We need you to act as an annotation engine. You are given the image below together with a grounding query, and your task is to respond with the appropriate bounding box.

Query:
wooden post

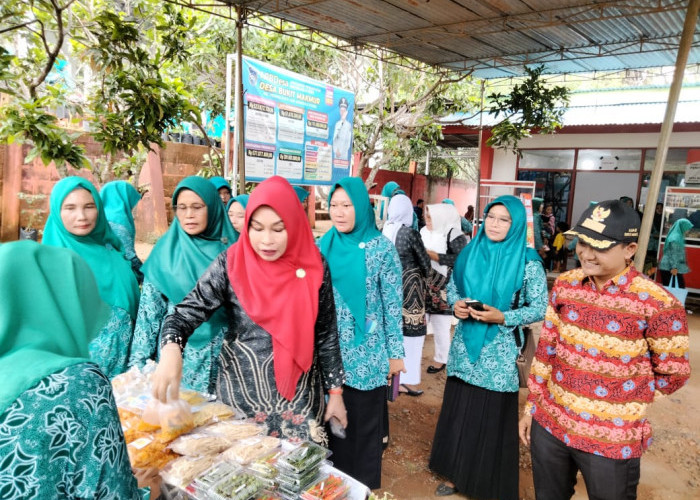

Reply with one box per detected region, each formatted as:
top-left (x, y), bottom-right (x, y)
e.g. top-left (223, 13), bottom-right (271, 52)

top-left (0, 144), bottom-right (23, 241)
top-left (635, 0), bottom-right (700, 269)
top-left (146, 144), bottom-right (169, 236)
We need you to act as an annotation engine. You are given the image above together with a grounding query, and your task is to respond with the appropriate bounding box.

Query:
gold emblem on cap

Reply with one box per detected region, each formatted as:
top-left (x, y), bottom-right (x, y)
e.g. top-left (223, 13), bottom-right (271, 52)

top-left (581, 205), bottom-right (611, 233)
top-left (296, 268), bottom-right (306, 278)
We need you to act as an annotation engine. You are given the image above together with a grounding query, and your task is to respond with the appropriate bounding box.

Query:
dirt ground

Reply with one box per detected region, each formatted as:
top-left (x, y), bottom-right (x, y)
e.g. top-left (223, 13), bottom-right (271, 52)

top-left (378, 314), bottom-right (700, 500)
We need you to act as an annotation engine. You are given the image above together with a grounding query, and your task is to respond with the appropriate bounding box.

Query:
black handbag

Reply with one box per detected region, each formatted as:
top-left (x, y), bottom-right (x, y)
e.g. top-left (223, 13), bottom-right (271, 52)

top-left (515, 326), bottom-right (536, 388)
top-left (512, 288), bottom-right (536, 388)
top-left (425, 268), bottom-right (451, 313)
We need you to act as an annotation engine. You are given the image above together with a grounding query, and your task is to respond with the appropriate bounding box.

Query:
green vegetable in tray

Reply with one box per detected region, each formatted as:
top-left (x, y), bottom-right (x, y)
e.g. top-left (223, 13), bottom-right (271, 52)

top-left (278, 443), bottom-right (327, 474)
top-left (214, 472), bottom-right (264, 500)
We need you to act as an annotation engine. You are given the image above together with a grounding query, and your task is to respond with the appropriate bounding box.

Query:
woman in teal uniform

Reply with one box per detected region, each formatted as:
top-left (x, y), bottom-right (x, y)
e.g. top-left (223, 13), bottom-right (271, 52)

top-left (130, 176), bottom-right (236, 393)
top-left (320, 176), bottom-right (405, 489)
top-left (0, 241), bottom-right (156, 499)
top-left (43, 176), bottom-right (140, 378)
top-left (101, 180), bottom-right (143, 282)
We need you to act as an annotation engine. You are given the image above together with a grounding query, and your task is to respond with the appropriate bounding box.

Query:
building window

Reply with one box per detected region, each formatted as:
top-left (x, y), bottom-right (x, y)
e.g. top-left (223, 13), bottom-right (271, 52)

top-left (576, 149), bottom-right (642, 171)
top-left (519, 150), bottom-right (574, 170)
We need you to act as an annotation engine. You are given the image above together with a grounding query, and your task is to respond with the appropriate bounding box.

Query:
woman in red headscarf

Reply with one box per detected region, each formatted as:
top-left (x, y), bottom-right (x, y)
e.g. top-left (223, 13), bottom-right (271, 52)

top-left (152, 176), bottom-right (347, 444)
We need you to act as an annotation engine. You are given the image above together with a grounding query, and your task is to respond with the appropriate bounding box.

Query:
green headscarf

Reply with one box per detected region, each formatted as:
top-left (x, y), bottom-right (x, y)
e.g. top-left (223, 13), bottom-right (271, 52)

top-left (453, 195), bottom-right (542, 362)
top-left (225, 194), bottom-right (249, 240)
top-left (532, 197), bottom-right (543, 212)
top-left (0, 241), bottom-right (111, 413)
top-left (209, 176), bottom-right (231, 193)
top-left (666, 218), bottom-right (693, 247)
top-left (142, 176), bottom-right (236, 349)
top-left (293, 186), bottom-right (309, 203)
top-left (42, 176), bottom-right (140, 318)
top-left (320, 177), bottom-right (382, 344)
top-left (100, 180), bottom-right (141, 236)
top-left (379, 181), bottom-right (404, 220)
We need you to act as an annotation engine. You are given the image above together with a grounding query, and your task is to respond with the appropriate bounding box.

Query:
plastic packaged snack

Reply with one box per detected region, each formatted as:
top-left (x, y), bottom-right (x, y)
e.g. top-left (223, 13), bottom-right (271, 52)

top-left (210, 470), bottom-right (265, 500)
top-left (276, 442), bottom-right (330, 475)
top-left (192, 401), bottom-right (236, 427)
top-left (221, 436), bottom-right (281, 465)
top-left (300, 474), bottom-right (349, 500)
top-left (127, 435), bottom-right (179, 469)
top-left (158, 398), bottom-right (194, 443)
top-left (169, 433), bottom-right (234, 456)
top-left (193, 462), bottom-right (238, 495)
top-left (180, 389), bottom-right (209, 406)
top-left (160, 455), bottom-right (217, 489)
top-left (249, 450), bottom-right (285, 481)
top-left (202, 420), bottom-right (266, 440)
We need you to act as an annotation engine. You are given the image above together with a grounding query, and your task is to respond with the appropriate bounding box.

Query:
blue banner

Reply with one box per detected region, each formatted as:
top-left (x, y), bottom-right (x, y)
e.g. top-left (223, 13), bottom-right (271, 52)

top-left (240, 57), bottom-right (355, 186)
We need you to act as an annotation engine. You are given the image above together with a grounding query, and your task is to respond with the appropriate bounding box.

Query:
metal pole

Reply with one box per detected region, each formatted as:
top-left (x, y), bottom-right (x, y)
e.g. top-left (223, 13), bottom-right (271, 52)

top-left (634, 0), bottom-right (699, 269)
top-left (425, 150), bottom-right (430, 176)
top-left (474, 80), bottom-right (485, 231)
top-left (235, 6), bottom-right (246, 195)
top-left (223, 53), bottom-right (233, 184)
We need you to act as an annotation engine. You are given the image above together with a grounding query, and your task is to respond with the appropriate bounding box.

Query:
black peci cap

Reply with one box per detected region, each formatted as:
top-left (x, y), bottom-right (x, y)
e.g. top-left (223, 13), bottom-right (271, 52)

top-left (566, 199), bottom-right (640, 250)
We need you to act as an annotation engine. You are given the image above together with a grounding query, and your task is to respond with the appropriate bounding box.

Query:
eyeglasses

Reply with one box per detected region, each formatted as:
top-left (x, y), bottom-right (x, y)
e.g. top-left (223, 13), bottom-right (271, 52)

top-left (175, 204), bottom-right (206, 213)
top-left (485, 213), bottom-right (512, 226)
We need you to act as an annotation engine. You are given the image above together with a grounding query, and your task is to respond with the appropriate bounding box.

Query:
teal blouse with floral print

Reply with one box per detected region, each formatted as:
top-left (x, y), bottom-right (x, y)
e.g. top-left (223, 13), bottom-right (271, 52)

top-left (88, 306), bottom-right (133, 379)
top-left (0, 362), bottom-right (139, 499)
top-left (130, 279), bottom-right (225, 394)
top-left (326, 235), bottom-right (405, 391)
top-left (446, 259), bottom-right (548, 393)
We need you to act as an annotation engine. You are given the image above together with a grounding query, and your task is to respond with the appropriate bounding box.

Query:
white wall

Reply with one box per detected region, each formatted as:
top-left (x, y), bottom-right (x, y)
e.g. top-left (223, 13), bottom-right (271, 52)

top-left (490, 131), bottom-right (700, 179)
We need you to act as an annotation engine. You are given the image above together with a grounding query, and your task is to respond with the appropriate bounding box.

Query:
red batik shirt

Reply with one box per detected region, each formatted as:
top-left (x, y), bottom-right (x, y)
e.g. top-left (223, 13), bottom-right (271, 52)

top-left (526, 266), bottom-right (690, 459)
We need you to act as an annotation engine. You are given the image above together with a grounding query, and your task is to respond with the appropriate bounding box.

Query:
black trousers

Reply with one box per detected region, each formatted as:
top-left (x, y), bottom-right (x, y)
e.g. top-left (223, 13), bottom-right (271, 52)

top-left (327, 385), bottom-right (386, 490)
top-left (660, 270), bottom-right (685, 288)
top-left (530, 420), bottom-right (640, 500)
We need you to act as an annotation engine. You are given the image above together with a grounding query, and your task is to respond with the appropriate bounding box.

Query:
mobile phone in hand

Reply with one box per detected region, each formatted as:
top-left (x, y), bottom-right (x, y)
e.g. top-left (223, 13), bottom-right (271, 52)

top-left (387, 373), bottom-right (400, 402)
top-left (464, 300), bottom-right (485, 311)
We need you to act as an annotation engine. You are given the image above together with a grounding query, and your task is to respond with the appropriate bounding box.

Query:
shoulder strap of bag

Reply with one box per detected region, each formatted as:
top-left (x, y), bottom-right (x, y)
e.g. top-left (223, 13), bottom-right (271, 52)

top-left (512, 288), bottom-right (524, 348)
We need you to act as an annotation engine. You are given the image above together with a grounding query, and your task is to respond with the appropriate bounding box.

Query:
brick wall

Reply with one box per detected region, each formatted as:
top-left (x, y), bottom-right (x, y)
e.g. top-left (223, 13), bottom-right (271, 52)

top-left (1, 136), bottom-right (209, 242)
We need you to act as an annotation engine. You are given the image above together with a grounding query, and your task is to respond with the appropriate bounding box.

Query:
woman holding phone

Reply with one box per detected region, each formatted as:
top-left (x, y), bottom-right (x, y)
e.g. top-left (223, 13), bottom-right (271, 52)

top-left (429, 195), bottom-right (548, 500)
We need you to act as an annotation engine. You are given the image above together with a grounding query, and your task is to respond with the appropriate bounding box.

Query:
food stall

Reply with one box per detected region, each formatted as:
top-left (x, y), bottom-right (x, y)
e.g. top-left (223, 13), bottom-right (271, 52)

top-left (113, 362), bottom-right (370, 500)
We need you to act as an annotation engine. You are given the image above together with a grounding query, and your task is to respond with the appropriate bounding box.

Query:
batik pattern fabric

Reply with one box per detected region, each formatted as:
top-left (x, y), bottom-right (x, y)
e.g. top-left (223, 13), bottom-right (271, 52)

top-left (330, 235), bottom-right (404, 390)
top-left (161, 254), bottom-right (344, 444)
top-left (394, 226), bottom-right (431, 337)
top-left (526, 266), bottom-right (691, 459)
top-left (0, 363), bottom-right (139, 500)
top-left (88, 306), bottom-right (133, 379)
top-left (446, 259), bottom-right (548, 393)
top-left (130, 279), bottom-right (225, 394)
top-left (108, 222), bottom-right (143, 283)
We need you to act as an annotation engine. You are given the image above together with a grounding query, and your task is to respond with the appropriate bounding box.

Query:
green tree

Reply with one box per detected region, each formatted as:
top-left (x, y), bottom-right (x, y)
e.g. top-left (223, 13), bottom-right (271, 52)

top-left (487, 65), bottom-right (570, 154)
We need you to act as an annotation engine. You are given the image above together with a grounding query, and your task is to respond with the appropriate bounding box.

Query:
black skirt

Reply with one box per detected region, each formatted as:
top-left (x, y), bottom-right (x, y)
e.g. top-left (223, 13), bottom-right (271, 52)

top-left (429, 377), bottom-right (519, 500)
top-left (327, 385), bottom-right (387, 490)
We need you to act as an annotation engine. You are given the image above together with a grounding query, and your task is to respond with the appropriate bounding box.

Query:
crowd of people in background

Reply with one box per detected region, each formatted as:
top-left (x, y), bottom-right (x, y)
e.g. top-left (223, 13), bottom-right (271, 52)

top-left (0, 174), bottom-right (691, 500)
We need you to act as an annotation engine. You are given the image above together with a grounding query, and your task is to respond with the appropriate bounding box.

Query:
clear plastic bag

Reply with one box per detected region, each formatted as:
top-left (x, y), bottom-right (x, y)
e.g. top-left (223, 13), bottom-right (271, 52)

top-left (158, 397), bottom-right (194, 443)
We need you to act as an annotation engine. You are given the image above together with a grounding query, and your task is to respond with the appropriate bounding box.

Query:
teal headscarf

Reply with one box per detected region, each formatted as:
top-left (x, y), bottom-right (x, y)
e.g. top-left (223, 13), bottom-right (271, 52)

top-left (225, 194), bottom-right (249, 240)
top-left (442, 198), bottom-right (455, 205)
top-left (319, 177), bottom-right (382, 344)
top-left (293, 186), bottom-right (309, 203)
top-left (453, 195), bottom-right (542, 362)
top-left (379, 181), bottom-right (404, 219)
top-left (210, 176), bottom-right (231, 193)
top-left (142, 176), bottom-right (236, 349)
top-left (0, 241), bottom-right (111, 412)
top-left (100, 180), bottom-right (141, 236)
top-left (666, 218), bottom-right (693, 247)
top-left (42, 176), bottom-right (140, 318)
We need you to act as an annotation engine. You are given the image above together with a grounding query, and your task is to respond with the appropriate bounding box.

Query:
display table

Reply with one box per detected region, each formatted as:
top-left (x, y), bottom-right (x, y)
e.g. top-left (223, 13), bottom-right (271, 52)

top-left (112, 364), bottom-right (370, 500)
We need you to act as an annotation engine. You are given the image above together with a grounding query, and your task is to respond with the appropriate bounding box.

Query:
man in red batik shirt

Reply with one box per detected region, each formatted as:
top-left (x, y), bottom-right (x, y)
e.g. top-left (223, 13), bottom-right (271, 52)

top-left (519, 199), bottom-right (690, 500)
